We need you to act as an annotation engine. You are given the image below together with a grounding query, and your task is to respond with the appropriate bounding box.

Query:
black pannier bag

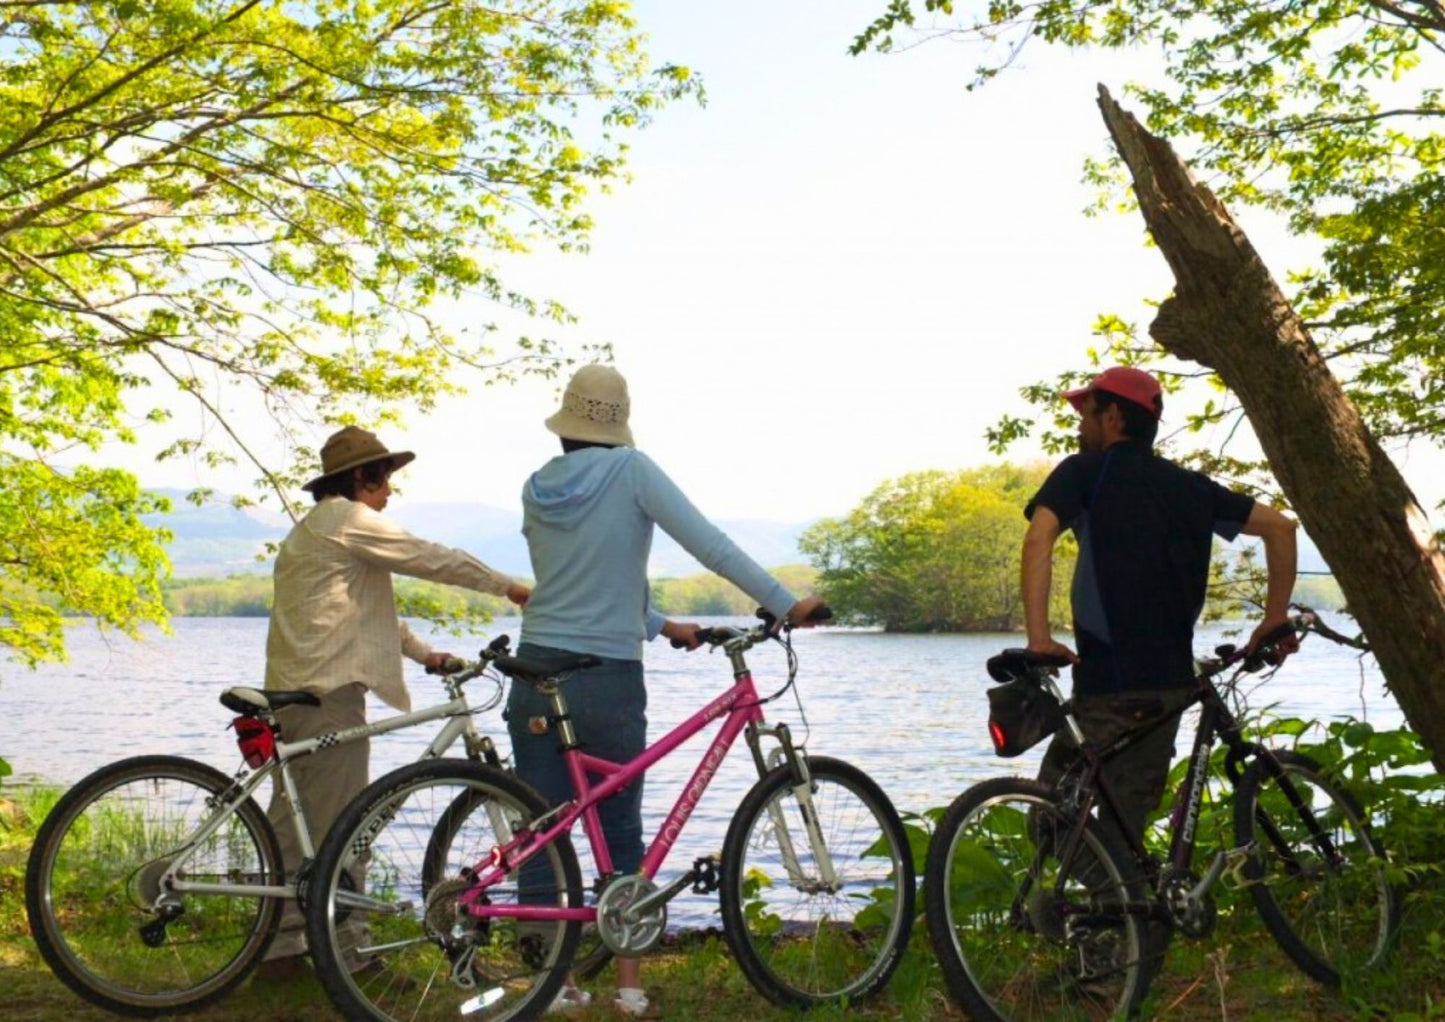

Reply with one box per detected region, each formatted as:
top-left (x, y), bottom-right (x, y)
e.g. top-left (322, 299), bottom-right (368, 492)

top-left (985, 650), bottom-right (1067, 757)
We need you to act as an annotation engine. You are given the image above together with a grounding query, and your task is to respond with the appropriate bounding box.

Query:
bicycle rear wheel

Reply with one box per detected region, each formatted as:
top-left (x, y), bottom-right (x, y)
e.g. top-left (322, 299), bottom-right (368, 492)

top-left (719, 755), bottom-right (915, 1008)
top-left (25, 755), bottom-right (282, 1016)
top-left (924, 776), bottom-right (1145, 1022)
top-left (308, 760), bottom-right (582, 1022)
top-left (1235, 749), bottom-right (1398, 985)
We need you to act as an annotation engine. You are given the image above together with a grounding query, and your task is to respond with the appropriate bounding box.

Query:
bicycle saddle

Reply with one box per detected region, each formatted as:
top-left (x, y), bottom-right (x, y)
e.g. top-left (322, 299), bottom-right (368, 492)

top-left (494, 652), bottom-right (602, 685)
top-left (986, 648), bottom-right (1073, 682)
top-left (220, 687), bottom-right (322, 714)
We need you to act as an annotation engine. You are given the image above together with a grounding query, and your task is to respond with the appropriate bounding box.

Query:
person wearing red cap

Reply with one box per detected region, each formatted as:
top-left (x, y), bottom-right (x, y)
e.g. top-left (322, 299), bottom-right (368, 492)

top-left (1019, 366), bottom-right (1298, 998)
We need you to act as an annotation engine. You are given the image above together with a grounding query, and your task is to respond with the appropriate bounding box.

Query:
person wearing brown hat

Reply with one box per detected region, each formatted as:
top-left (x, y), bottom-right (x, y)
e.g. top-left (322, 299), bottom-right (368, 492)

top-left (510, 365), bottom-right (826, 1017)
top-left (1019, 366), bottom-right (1298, 1005)
top-left (257, 426), bottom-right (529, 978)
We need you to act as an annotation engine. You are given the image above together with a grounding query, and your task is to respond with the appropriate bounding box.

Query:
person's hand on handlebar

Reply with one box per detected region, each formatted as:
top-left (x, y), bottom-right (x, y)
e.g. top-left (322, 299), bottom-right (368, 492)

top-left (1245, 614), bottom-right (1300, 664)
top-left (786, 595), bottom-right (829, 628)
top-left (423, 650), bottom-right (459, 673)
top-left (661, 619), bottom-right (704, 651)
top-left (506, 582), bottom-right (531, 607)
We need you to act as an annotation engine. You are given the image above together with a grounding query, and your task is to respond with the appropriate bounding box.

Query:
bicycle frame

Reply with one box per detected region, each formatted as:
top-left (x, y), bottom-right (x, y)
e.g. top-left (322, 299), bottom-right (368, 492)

top-left (458, 662), bottom-right (816, 924)
top-left (1047, 669), bottom-right (1340, 913)
top-left (155, 687), bottom-right (498, 903)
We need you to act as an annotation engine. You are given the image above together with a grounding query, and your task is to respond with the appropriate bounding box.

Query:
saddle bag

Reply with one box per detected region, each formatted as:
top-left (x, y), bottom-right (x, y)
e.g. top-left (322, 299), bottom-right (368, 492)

top-left (985, 678), bottom-right (1065, 758)
top-left (232, 716), bottom-right (278, 768)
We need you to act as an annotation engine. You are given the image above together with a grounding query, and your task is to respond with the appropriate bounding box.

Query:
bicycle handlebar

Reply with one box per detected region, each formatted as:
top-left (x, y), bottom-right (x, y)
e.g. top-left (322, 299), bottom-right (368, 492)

top-left (1206, 610), bottom-right (1316, 675)
top-left (669, 605), bottom-right (833, 650)
top-left (424, 633), bottom-right (513, 680)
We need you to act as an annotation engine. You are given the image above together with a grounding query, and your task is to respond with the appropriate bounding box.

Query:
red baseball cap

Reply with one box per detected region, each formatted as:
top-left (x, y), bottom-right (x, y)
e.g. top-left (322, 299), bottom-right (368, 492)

top-left (1064, 366), bottom-right (1164, 419)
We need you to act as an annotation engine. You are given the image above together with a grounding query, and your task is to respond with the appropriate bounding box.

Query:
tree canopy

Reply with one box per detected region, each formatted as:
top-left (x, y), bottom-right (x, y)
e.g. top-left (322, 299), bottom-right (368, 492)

top-left (800, 464), bottom-right (1072, 632)
top-left (854, 0), bottom-right (1445, 495)
top-left (0, 0), bottom-right (695, 675)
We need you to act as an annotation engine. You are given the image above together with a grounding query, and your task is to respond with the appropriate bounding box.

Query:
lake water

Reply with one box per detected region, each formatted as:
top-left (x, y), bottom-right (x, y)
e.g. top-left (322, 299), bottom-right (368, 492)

top-left (1, 615), bottom-right (1398, 928)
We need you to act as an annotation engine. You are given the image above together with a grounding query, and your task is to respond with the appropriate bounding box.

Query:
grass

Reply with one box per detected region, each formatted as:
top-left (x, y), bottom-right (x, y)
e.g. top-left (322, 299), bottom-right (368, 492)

top-left (3, 788), bottom-right (1442, 1021)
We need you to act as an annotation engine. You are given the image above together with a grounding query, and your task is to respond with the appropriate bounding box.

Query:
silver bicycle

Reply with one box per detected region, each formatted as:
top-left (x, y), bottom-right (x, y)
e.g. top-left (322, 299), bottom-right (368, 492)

top-left (24, 635), bottom-right (513, 1017)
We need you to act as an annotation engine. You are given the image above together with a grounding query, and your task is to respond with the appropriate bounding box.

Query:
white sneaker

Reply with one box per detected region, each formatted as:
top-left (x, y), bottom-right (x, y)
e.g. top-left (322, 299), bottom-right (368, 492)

top-left (614, 988), bottom-right (662, 1019)
top-left (547, 985), bottom-right (592, 1013)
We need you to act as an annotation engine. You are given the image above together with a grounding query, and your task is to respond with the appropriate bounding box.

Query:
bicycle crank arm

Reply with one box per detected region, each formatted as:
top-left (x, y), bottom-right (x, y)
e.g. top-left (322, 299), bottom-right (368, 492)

top-left (1190, 849), bottom-right (1232, 901)
top-left (625, 870), bottom-right (696, 920)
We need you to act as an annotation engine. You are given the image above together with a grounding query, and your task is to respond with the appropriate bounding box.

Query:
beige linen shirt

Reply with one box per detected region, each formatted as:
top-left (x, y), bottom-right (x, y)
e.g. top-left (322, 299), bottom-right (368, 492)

top-left (265, 496), bottom-right (512, 711)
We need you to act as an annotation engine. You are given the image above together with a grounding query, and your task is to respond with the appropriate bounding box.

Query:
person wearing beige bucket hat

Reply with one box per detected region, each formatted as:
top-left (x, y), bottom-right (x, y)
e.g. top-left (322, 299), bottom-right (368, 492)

top-left (510, 365), bottom-right (828, 1017)
top-left (257, 426), bottom-right (529, 979)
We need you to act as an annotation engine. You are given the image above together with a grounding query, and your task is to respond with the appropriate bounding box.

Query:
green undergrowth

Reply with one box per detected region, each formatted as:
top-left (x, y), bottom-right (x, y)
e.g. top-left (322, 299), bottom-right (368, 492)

top-left (3, 713), bottom-right (1444, 1022)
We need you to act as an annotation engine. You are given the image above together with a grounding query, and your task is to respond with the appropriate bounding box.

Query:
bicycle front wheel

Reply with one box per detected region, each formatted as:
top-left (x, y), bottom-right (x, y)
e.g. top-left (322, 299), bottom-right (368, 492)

top-left (719, 755), bottom-right (915, 1008)
top-left (24, 755), bottom-right (282, 1016)
top-left (308, 760), bottom-right (582, 1022)
top-left (924, 777), bottom-right (1145, 1022)
top-left (1235, 749), bottom-right (1398, 985)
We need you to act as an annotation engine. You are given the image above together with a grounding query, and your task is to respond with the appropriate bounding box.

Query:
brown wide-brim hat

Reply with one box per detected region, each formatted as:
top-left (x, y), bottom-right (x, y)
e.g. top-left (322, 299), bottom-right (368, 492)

top-left (301, 425), bottom-right (415, 492)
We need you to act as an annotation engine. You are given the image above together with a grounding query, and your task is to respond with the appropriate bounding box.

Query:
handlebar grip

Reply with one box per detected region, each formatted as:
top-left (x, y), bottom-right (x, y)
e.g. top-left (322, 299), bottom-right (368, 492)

top-left (426, 656), bottom-right (467, 676)
top-left (756, 604), bottom-right (833, 629)
top-left (1260, 618), bottom-right (1300, 647)
top-left (1241, 619), bottom-right (1301, 671)
top-left (672, 627), bottom-right (723, 648)
top-left (486, 634), bottom-right (512, 655)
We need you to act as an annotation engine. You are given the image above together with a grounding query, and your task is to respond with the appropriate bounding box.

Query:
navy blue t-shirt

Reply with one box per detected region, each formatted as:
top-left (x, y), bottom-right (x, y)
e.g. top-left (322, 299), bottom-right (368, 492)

top-left (1025, 441), bottom-right (1255, 695)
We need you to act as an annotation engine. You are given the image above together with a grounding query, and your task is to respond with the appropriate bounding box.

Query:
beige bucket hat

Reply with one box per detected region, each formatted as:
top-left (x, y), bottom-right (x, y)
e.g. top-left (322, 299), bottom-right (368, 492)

top-left (544, 364), bottom-right (634, 447)
top-left (302, 426), bottom-right (415, 492)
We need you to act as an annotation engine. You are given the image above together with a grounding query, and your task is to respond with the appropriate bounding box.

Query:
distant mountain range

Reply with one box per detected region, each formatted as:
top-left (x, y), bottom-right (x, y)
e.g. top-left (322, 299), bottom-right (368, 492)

top-left (144, 490), bottom-right (813, 578)
top-left (144, 489), bottom-right (1332, 580)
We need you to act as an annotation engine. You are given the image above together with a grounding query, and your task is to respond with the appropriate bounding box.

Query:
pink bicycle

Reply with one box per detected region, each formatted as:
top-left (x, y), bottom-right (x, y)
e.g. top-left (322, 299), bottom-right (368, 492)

top-left (304, 613), bottom-right (916, 1021)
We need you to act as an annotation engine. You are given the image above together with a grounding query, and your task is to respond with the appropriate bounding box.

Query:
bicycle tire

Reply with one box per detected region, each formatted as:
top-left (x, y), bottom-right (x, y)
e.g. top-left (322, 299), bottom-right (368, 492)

top-left (308, 759), bottom-right (583, 1021)
top-left (719, 755), bottom-right (915, 1008)
top-left (25, 754), bottom-right (283, 1017)
top-left (924, 776), bottom-right (1146, 1022)
top-left (1234, 749), bottom-right (1398, 985)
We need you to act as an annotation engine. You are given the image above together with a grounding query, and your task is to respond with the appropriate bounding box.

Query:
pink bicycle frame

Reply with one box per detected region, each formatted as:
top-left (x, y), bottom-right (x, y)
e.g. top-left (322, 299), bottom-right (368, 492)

top-left (459, 669), bottom-right (768, 923)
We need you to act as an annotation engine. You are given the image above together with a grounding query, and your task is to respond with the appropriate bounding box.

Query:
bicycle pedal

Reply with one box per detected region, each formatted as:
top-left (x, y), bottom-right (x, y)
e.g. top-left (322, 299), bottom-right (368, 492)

top-left (691, 855), bottom-right (720, 895)
top-left (1221, 844), bottom-right (1263, 889)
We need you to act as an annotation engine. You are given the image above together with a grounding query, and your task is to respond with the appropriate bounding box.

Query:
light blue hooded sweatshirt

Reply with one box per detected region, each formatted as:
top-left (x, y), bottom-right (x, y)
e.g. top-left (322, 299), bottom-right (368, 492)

top-left (520, 447), bottom-right (796, 661)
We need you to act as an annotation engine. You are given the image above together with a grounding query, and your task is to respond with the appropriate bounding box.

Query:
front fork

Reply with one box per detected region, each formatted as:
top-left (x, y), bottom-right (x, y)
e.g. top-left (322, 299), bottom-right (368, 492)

top-left (743, 720), bottom-right (840, 892)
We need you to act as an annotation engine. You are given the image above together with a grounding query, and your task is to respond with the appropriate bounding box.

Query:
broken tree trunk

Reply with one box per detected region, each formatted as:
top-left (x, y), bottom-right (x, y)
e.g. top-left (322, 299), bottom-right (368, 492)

top-left (1097, 84), bottom-right (1445, 771)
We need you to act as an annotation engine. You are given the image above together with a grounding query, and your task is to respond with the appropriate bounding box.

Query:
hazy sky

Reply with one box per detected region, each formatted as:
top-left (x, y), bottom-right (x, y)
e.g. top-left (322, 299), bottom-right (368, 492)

top-left (101, 0), bottom-right (1445, 525)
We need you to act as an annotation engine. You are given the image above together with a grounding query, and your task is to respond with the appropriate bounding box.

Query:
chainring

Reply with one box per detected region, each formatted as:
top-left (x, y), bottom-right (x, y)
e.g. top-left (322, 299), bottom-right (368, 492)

top-left (1160, 868), bottom-right (1217, 939)
top-left (595, 874), bottom-right (665, 955)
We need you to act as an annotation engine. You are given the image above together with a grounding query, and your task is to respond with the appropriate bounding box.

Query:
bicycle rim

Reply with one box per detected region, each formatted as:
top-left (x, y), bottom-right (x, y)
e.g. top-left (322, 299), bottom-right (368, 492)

top-left (925, 778), bottom-right (1143, 1022)
top-left (720, 756), bottom-right (914, 1007)
top-left (25, 756), bottom-right (281, 1016)
top-left (308, 761), bottom-right (581, 1022)
top-left (1237, 751), bottom-right (1397, 984)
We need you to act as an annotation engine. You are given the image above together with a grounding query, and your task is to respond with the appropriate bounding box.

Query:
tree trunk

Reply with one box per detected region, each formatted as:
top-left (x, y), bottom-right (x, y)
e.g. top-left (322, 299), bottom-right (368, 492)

top-left (1096, 85), bottom-right (1445, 772)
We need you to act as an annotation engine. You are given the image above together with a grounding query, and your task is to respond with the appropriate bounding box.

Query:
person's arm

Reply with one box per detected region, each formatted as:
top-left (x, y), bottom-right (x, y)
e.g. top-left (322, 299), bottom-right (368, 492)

top-left (399, 620), bottom-right (458, 671)
top-left (1022, 506), bottom-right (1078, 663)
top-left (1238, 501), bottom-right (1300, 657)
top-left (632, 454), bottom-right (806, 623)
top-left (338, 505), bottom-right (515, 597)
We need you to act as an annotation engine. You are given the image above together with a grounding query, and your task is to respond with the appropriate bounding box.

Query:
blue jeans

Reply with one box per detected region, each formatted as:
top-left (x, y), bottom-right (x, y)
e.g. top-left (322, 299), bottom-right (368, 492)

top-left (507, 644), bottom-right (647, 899)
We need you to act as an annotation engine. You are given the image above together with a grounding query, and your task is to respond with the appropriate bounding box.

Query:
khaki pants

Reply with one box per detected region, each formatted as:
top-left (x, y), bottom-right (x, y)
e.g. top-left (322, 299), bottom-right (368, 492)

top-left (264, 682), bottom-right (369, 959)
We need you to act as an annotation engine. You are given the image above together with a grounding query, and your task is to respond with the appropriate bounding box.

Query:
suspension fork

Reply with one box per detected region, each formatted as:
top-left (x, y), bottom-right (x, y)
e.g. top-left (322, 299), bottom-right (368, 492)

top-left (743, 720), bottom-right (839, 890)
top-left (1248, 749), bottom-right (1344, 873)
